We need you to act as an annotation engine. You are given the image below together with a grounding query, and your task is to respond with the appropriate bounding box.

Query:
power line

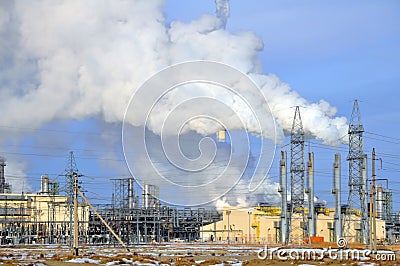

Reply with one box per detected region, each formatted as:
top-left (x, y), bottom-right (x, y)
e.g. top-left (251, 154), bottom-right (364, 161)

top-left (365, 131), bottom-right (400, 142)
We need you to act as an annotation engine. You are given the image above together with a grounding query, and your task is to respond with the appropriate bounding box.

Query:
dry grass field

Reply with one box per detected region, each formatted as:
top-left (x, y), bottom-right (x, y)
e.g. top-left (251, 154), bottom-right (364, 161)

top-left (0, 243), bottom-right (398, 265)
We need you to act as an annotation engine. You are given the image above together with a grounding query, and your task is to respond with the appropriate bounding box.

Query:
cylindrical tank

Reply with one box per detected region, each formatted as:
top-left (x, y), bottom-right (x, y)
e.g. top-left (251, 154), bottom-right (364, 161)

top-left (41, 175), bottom-right (49, 194)
top-left (216, 130), bottom-right (226, 142)
top-left (142, 184), bottom-right (159, 208)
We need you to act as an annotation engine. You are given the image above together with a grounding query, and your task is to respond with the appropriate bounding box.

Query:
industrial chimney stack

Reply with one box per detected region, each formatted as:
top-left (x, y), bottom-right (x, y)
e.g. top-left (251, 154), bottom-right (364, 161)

top-left (0, 157), bottom-right (6, 193)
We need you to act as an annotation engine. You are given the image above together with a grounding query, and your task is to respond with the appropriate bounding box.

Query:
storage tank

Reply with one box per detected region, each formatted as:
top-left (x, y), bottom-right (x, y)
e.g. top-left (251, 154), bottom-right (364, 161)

top-left (216, 130), bottom-right (226, 142)
top-left (142, 184), bottom-right (159, 208)
top-left (41, 175), bottom-right (49, 194)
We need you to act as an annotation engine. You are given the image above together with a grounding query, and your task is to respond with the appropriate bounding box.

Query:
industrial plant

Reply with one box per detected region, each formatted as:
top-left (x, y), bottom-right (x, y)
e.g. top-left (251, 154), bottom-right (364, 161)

top-left (0, 100), bottom-right (399, 248)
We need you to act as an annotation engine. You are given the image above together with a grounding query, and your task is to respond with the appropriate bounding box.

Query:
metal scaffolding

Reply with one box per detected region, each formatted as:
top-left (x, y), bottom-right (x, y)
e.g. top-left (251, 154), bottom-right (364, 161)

top-left (88, 205), bottom-right (221, 245)
top-left (343, 100), bottom-right (369, 244)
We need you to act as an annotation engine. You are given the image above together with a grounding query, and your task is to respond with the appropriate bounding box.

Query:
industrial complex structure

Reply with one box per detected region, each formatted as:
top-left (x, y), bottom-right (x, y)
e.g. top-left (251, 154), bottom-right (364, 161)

top-left (0, 101), bottom-right (399, 247)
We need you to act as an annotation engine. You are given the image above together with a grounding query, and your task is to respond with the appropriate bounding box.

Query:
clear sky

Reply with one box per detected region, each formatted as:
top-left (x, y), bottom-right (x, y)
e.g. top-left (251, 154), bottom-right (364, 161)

top-left (0, 1), bottom-right (399, 211)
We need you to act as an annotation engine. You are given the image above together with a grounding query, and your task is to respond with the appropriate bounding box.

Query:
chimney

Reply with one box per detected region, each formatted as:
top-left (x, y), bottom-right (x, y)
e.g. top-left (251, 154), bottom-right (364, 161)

top-left (0, 157), bottom-right (6, 193)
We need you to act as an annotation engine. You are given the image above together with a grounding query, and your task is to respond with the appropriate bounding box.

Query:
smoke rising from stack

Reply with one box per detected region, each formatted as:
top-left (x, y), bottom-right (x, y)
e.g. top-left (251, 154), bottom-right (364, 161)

top-left (0, 0), bottom-right (348, 203)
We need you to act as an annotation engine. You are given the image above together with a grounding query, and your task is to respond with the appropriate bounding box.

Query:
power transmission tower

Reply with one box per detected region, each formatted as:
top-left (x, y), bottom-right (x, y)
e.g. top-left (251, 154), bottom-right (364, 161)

top-left (61, 151), bottom-right (80, 247)
top-left (288, 106), bottom-right (308, 244)
top-left (343, 100), bottom-right (369, 244)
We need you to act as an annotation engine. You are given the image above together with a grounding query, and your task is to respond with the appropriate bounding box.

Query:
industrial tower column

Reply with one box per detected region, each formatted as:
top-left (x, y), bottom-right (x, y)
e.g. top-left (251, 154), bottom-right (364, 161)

top-left (333, 153), bottom-right (342, 241)
top-left (362, 154), bottom-right (369, 245)
top-left (279, 151), bottom-right (288, 244)
top-left (307, 152), bottom-right (315, 237)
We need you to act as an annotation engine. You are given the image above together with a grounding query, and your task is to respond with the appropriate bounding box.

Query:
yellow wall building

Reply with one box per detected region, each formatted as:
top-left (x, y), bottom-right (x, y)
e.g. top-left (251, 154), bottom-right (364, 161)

top-left (0, 193), bottom-right (89, 244)
top-left (201, 206), bottom-right (385, 244)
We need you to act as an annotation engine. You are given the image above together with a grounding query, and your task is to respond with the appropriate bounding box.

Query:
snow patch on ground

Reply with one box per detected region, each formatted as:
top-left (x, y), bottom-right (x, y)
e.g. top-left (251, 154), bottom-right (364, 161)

top-left (67, 257), bottom-right (100, 264)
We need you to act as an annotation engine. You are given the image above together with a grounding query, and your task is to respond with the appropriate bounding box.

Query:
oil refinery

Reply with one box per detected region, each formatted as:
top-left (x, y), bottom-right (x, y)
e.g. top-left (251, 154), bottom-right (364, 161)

top-left (0, 101), bottom-right (399, 248)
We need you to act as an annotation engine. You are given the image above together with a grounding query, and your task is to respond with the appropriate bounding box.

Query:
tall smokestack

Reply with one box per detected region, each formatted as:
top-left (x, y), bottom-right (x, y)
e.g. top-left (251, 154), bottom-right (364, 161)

top-left (143, 184), bottom-right (149, 208)
top-left (41, 175), bottom-right (49, 194)
top-left (279, 151), bottom-right (288, 244)
top-left (128, 178), bottom-right (135, 209)
top-left (215, 0), bottom-right (229, 29)
top-left (307, 152), bottom-right (315, 237)
top-left (333, 153), bottom-right (342, 241)
top-left (0, 157), bottom-right (6, 193)
top-left (361, 154), bottom-right (369, 244)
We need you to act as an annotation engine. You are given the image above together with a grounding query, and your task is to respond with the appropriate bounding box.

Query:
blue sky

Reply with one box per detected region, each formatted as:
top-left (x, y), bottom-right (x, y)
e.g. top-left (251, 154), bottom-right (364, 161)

top-left (1, 0), bottom-right (399, 211)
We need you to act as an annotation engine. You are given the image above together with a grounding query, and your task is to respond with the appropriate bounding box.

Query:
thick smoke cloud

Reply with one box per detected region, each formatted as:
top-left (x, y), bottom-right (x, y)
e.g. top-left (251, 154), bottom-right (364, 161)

top-left (0, 0), bottom-right (347, 199)
top-left (0, 0), bottom-right (347, 144)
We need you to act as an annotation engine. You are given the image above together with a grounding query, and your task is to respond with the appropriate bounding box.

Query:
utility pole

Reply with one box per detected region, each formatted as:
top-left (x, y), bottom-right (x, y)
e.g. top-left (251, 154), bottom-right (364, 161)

top-left (307, 152), bottom-right (315, 237)
top-left (248, 210), bottom-right (252, 244)
top-left (226, 210), bottom-right (231, 244)
top-left (370, 148), bottom-right (377, 252)
top-left (77, 189), bottom-right (130, 253)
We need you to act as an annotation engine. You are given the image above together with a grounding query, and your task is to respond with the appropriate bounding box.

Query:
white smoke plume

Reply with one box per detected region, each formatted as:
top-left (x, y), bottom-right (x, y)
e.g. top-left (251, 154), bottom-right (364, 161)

top-left (1, 158), bottom-right (32, 193)
top-left (0, 0), bottom-right (348, 205)
top-left (0, 1), bottom-right (346, 143)
top-left (0, 0), bottom-right (347, 145)
top-left (215, 0), bottom-right (230, 28)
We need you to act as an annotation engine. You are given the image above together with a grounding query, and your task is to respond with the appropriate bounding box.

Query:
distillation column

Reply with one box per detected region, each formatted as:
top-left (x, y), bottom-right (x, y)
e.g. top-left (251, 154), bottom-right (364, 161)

top-left (128, 178), bottom-right (135, 209)
top-left (279, 151), bottom-right (288, 244)
top-left (362, 155), bottom-right (369, 244)
top-left (333, 153), bottom-right (342, 241)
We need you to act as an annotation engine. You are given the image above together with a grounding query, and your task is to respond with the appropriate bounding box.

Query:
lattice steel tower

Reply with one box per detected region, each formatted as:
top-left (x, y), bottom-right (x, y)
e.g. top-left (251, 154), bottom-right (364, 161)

top-left (343, 100), bottom-right (369, 243)
top-left (288, 106), bottom-right (308, 243)
top-left (62, 151), bottom-right (81, 247)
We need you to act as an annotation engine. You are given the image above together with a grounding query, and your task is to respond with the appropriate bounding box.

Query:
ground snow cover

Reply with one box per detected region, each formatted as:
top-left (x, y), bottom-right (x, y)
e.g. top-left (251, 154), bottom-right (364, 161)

top-left (67, 257), bottom-right (100, 264)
